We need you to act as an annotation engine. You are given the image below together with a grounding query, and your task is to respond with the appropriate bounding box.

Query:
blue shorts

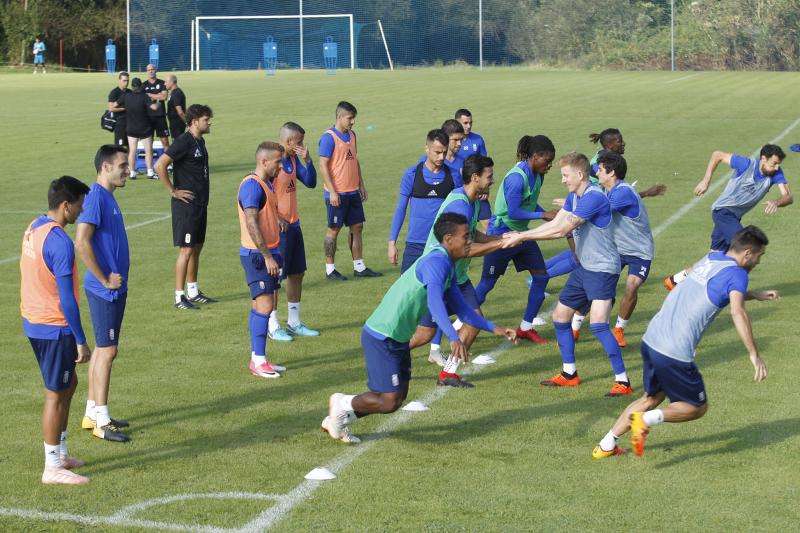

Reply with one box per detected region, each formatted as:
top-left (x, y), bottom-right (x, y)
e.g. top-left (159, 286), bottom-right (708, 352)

top-left (559, 265), bottom-right (619, 314)
top-left (481, 240), bottom-right (545, 278)
top-left (418, 280), bottom-right (480, 328)
top-left (620, 254), bottom-right (652, 281)
top-left (362, 327), bottom-right (411, 393)
top-left (29, 333), bottom-right (77, 391)
top-left (641, 342), bottom-right (707, 406)
top-left (400, 242), bottom-right (426, 273)
top-left (710, 208), bottom-right (742, 252)
top-left (240, 250), bottom-right (282, 298)
top-left (326, 193), bottom-right (365, 228)
top-left (34, 55), bottom-right (45, 64)
top-left (86, 290), bottom-right (128, 347)
top-left (278, 223), bottom-right (307, 278)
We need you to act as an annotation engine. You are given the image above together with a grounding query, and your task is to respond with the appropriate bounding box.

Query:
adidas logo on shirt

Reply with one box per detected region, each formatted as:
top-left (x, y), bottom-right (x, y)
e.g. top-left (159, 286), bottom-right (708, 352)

top-left (427, 190), bottom-right (439, 197)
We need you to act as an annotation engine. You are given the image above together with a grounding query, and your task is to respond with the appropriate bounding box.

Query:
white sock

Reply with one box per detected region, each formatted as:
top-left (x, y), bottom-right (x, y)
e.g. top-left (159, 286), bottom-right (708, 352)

top-left (616, 317), bottom-right (629, 329)
top-left (353, 259), bottom-right (366, 272)
top-left (572, 314), bottom-right (585, 331)
top-left (599, 430), bottom-right (618, 452)
top-left (129, 170), bottom-right (137, 178)
top-left (643, 409), bottom-right (665, 426)
top-left (268, 310), bottom-right (280, 333)
top-left (338, 394), bottom-right (355, 412)
top-left (147, 168), bottom-right (154, 177)
top-left (452, 319), bottom-right (463, 331)
top-left (430, 343), bottom-right (441, 352)
top-left (175, 290), bottom-right (185, 304)
top-left (443, 355), bottom-right (461, 374)
top-left (563, 362), bottom-right (577, 375)
top-left (187, 282), bottom-right (199, 299)
top-left (44, 443), bottom-right (61, 468)
top-left (251, 352), bottom-right (267, 366)
top-left (325, 263), bottom-right (336, 275)
top-left (519, 320), bottom-right (533, 331)
top-left (673, 270), bottom-right (688, 284)
top-left (615, 372), bottom-right (629, 383)
top-left (95, 405), bottom-right (111, 428)
top-left (287, 302), bottom-right (301, 328)
top-left (60, 431), bottom-right (68, 457)
top-left (84, 400), bottom-right (96, 420)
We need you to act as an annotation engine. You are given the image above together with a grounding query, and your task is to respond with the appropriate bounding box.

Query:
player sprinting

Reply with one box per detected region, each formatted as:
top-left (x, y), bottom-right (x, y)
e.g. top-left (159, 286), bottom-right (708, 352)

top-left (665, 145), bottom-right (792, 289)
top-left (21, 176), bottom-right (91, 484)
top-left (266, 122), bottom-right (320, 342)
top-left (237, 142), bottom-right (288, 379)
top-left (323, 213), bottom-right (516, 444)
top-left (593, 226), bottom-right (776, 458)
top-left (502, 152), bottom-right (632, 396)
top-left (319, 101), bottom-right (382, 280)
top-left (596, 151), bottom-right (666, 348)
top-left (475, 135), bottom-right (558, 344)
top-left (75, 145), bottom-right (132, 442)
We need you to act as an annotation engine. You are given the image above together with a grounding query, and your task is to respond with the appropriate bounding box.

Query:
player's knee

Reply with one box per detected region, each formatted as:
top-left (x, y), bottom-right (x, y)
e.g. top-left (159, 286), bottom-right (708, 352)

top-left (379, 395), bottom-right (402, 414)
top-left (694, 402), bottom-right (709, 419)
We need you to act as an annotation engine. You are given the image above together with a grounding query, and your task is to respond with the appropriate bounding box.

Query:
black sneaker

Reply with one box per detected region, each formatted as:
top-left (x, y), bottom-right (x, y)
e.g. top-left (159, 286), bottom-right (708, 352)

top-left (326, 269), bottom-right (348, 281)
top-left (92, 423), bottom-right (130, 442)
top-left (188, 291), bottom-right (218, 304)
top-left (437, 376), bottom-right (475, 388)
top-left (353, 267), bottom-right (383, 278)
top-left (175, 296), bottom-right (199, 310)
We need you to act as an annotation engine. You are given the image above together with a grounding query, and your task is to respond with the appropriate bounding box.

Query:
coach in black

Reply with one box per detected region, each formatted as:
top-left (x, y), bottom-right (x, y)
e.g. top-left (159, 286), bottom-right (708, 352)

top-left (107, 71), bottom-right (129, 148)
top-left (166, 75), bottom-right (187, 139)
top-left (143, 64), bottom-right (170, 149)
top-left (154, 104), bottom-right (217, 309)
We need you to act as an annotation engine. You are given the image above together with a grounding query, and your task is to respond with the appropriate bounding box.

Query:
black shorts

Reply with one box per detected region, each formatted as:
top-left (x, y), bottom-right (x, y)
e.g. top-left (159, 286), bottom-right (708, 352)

top-left (150, 116), bottom-right (169, 138)
top-left (169, 119), bottom-right (186, 139)
top-left (172, 200), bottom-right (207, 247)
top-left (127, 127), bottom-right (153, 139)
top-left (114, 123), bottom-right (129, 148)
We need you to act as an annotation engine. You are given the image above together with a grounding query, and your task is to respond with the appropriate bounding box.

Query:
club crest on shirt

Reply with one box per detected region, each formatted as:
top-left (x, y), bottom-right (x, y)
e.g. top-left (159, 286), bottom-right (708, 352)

top-left (194, 148), bottom-right (202, 158)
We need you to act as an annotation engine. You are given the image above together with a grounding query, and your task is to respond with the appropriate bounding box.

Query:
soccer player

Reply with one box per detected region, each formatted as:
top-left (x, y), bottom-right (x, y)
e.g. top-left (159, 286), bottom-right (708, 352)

top-left (165, 75), bottom-right (187, 140)
top-left (411, 154), bottom-right (508, 385)
top-left (596, 151), bottom-right (666, 348)
top-left (75, 145), bottom-right (131, 442)
top-left (143, 64), bottom-right (170, 159)
top-left (475, 135), bottom-right (558, 344)
top-left (319, 101), bottom-right (381, 280)
top-left (388, 129), bottom-right (455, 272)
top-left (32, 37), bottom-right (46, 74)
top-left (502, 152), bottom-right (631, 396)
top-left (665, 145), bottom-right (792, 289)
top-left (21, 176), bottom-right (91, 484)
top-left (454, 108), bottom-right (487, 160)
top-left (323, 213), bottom-right (516, 444)
top-left (589, 128), bottom-right (625, 180)
top-left (107, 71), bottom-right (130, 148)
top-left (441, 118), bottom-right (492, 223)
top-left (267, 122), bottom-right (320, 341)
top-left (155, 104), bottom-right (216, 309)
top-left (237, 141), bottom-right (288, 378)
top-left (593, 226), bottom-right (776, 458)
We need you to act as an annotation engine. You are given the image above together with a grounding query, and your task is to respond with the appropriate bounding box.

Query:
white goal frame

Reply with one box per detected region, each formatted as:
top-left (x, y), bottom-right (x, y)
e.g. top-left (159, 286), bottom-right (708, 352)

top-left (192, 14), bottom-right (355, 71)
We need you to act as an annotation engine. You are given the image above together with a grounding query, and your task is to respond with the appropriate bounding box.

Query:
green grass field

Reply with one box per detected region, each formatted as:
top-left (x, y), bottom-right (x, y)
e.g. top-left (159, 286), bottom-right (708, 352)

top-left (1, 68), bottom-right (799, 532)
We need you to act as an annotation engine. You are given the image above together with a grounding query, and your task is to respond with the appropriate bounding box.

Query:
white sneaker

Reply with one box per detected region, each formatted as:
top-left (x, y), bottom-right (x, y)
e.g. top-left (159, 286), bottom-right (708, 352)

top-left (327, 393), bottom-right (352, 440)
top-left (532, 317), bottom-right (547, 327)
top-left (41, 466), bottom-right (89, 485)
top-left (428, 347), bottom-right (447, 367)
top-left (321, 416), bottom-right (361, 444)
top-left (146, 169), bottom-right (155, 179)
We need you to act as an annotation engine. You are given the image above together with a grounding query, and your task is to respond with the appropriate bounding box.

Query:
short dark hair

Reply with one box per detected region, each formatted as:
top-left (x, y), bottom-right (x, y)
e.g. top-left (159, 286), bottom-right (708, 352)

top-left (281, 121), bottom-right (305, 136)
top-left (440, 119), bottom-right (465, 137)
top-left (118, 71), bottom-right (129, 79)
top-left (48, 176), bottom-right (90, 210)
top-left (186, 104), bottom-right (213, 124)
top-left (336, 101), bottom-right (357, 116)
top-left (589, 128), bottom-right (622, 148)
top-left (94, 144), bottom-right (128, 173)
top-left (760, 144), bottom-right (786, 161)
top-left (517, 135), bottom-right (555, 161)
top-left (427, 129), bottom-right (449, 147)
top-left (454, 108), bottom-right (472, 120)
top-left (131, 77), bottom-right (142, 91)
top-left (597, 151), bottom-right (627, 181)
top-left (462, 154), bottom-right (494, 183)
top-left (434, 212), bottom-right (468, 243)
top-left (730, 225), bottom-right (769, 253)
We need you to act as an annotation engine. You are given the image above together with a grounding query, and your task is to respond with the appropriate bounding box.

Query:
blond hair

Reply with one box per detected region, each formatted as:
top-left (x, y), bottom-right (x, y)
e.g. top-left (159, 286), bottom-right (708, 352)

top-left (558, 151), bottom-right (591, 176)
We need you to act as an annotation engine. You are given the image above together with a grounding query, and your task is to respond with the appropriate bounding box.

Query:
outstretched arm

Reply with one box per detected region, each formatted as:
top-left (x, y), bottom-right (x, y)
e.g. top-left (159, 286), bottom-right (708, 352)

top-left (694, 150), bottom-right (732, 196)
top-left (729, 291), bottom-right (767, 382)
top-left (764, 183), bottom-right (793, 214)
top-left (502, 209), bottom-right (581, 247)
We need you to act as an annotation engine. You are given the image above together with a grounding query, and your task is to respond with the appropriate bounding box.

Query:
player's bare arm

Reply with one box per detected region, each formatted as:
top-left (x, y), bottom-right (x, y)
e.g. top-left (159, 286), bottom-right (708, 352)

top-left (694, 150), bottom-right (732, 196)
top-left (319, 155), bottom-right (339, 206)
top-left (502, 209), bottom-right (581, 247)
top-left (244, 207), bottom-right (279, 276)
top-left (729, 290), bottom-right (767, 382)
top-left (75, 223), bottom-right (123, 289)
top-left (764, 183), bottom-right (793, 214)
top-left (357, 161), bottom-right (367, 202)
top-left (639, 183), bottom-right (667, 198)
top-left (155, 153), bottom-right (194, 203)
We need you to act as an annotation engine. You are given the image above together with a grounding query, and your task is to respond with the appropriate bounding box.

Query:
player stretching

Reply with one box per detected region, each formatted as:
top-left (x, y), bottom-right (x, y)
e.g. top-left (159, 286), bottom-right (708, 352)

top-left (389, 129), bottom-right (455, 272)
top-left (238, 142), bottom-right (288, 378)
top-left (319, 101), bottom-right (381, 280)
top-left (596, 151), bottom-right (666, 347)
top-left (593, 226), bottom-right (776, 458)
top-left (266, 122), bottom-right (320, 341)
top-left (323, 213), bottom-right (516, 443)
top-left (665, 145), bottom-right (792, 289)
top-left (475, 135), bottom-right (558, 344)
top-left (75, 145), bottom-right (132, 442)
top-left (503, 152), bottom-right (631, 396)
top-left (21, 176), bottom-right (91, 484)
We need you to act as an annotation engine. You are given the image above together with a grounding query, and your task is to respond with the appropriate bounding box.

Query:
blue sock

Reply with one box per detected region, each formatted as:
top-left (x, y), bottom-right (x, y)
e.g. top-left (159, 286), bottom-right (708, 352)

top-left (249, 310), bottom-right (269, 356)
top-left (553, 321), bottom-right (576, 365)
top-left (524, 274), bottom-right (548, 322)
top-left (547, 250), bottom-right (576, 278)
top-left (475, 276), bottom-right (498, 306)
top-left (432, 328), bottom-right (443, 345)
top-left (589, 322), bottom-right (626, 375)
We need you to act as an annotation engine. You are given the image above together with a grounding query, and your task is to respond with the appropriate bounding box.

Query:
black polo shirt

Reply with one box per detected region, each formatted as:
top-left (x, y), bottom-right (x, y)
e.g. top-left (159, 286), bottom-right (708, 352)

top-left (167, 132), bottom-right (210, 206)
top-left (143, 78), bottom-right (166, 117)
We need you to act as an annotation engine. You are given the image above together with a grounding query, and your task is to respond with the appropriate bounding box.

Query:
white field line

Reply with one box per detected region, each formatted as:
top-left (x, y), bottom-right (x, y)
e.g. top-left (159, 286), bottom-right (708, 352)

top-left (664, 72), bottom-right (702, 84)
top-left (0, 213), bottom-right (170, 266)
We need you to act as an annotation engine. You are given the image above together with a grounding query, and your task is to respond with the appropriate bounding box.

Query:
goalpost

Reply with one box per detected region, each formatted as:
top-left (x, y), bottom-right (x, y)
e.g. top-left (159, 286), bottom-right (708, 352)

top-left (192, 14), bottom-right (355, 71)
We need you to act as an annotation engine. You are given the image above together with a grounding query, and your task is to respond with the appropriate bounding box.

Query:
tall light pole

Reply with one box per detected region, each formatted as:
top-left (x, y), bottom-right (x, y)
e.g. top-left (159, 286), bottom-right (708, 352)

top-left (670, 0), bottom-right (675, 71)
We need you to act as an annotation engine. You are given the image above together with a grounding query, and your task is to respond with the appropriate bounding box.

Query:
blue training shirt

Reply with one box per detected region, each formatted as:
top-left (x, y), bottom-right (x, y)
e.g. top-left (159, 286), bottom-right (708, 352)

top-left (238, 178), bottom-right (280, 256)
top-left (457, 132), bottom-right (488, 161)
top-left (607, 181), bottom-right (640, 218)
top-left (564, 188), bottom-right (613, 227)
top-left (730, 154), bottom-right (787, 185)
top-left (390, 162), bottom-right (458, 243)
top-left (77, 183), bottom-right (130, 301)
top-left (705, 252), bottom-right (749, 307)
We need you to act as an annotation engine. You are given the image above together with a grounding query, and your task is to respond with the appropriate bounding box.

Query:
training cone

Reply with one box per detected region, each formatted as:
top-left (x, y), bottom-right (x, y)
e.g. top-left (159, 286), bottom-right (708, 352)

top-left (305, 467), bottom-right (336, 481)
top-left (472, 354), bottom-right (496, 365)
top-left (402, 401), bottom-right (430, 412)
